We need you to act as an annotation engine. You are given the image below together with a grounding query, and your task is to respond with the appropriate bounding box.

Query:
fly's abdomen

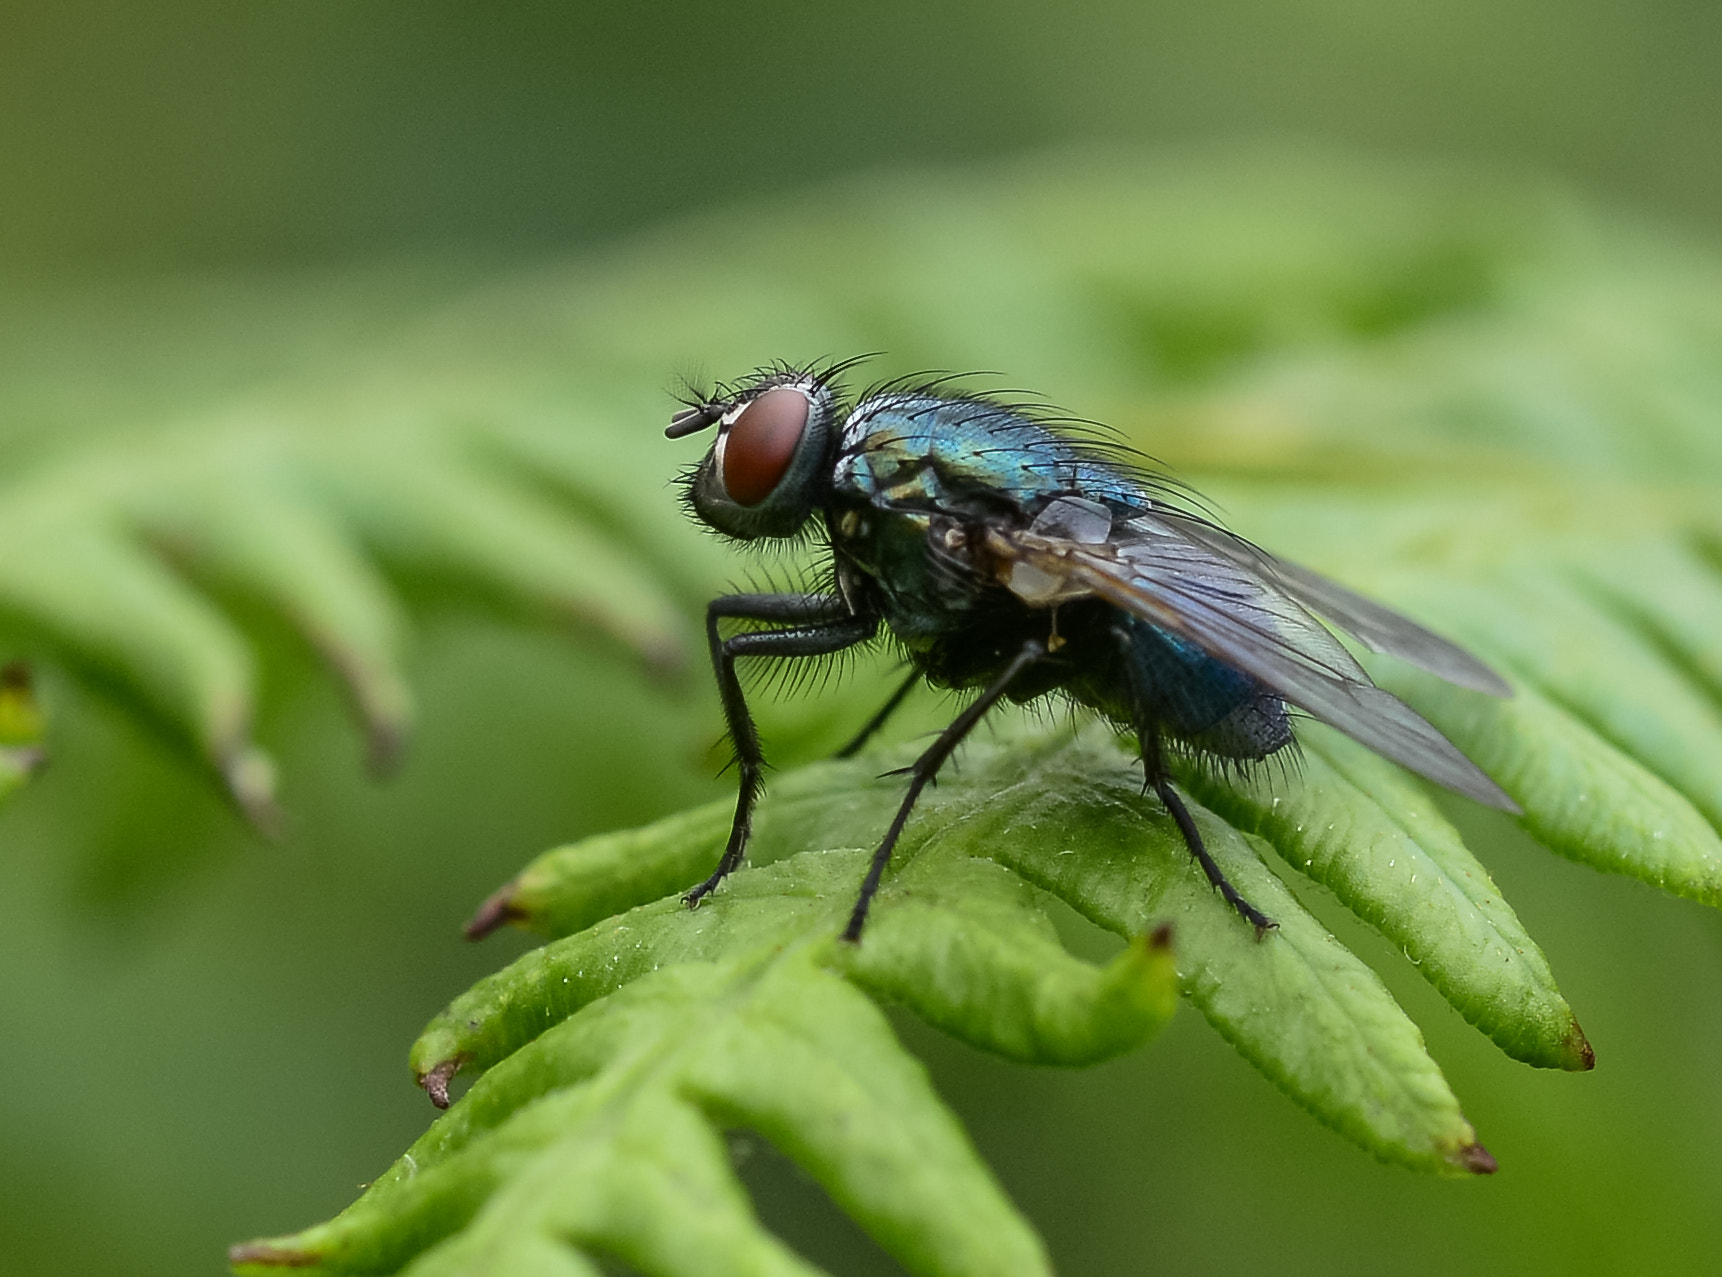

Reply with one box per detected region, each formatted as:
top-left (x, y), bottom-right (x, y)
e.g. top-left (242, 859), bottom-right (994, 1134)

top-left (1120, 614), bottom-right (1293, 761)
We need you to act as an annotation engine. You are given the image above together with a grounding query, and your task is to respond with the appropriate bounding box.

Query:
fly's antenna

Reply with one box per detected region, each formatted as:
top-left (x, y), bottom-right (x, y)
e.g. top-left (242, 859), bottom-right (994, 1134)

top-left (666, 371), bottom-right (726, 438)
top-left (666, 400), bottom-right (725, 438)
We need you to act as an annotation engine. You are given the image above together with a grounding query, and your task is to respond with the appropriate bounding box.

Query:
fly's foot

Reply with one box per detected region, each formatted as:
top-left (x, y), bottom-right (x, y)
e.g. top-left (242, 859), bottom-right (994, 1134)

top-left (1198, 857), bottom-right (1279, 938)
top-left (1222, 887), bottom-right (1278, 938)
top-left (684, 875), bottom-right (724, 909)
top-left (1149, 772), bottom-right (1278, 939)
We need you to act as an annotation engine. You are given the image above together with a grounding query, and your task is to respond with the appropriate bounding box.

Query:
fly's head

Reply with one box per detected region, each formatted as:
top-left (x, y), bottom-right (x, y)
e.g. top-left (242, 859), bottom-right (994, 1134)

top-left (667, 366), bottom-right (842, 541)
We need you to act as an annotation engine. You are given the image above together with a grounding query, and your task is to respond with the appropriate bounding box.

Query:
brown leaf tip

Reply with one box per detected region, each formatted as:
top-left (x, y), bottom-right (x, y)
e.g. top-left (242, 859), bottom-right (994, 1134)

top-left (1147, 922), bottom-right (1175, 951)
top-left (464, 883), bottom-right (524, 940)
top-left (364, 720), bottom-right (409, 778)
top-left (420, 1058), bottom-right (462, 1110)
top-left (228, 1241), bottom-right (318, 1267)
top-left (641, 634), bottom-right (688, 680)
top-left (223, 746), bottom-right (284, 839)
top-left (1458, 1142), bottom-right (1498, 1175)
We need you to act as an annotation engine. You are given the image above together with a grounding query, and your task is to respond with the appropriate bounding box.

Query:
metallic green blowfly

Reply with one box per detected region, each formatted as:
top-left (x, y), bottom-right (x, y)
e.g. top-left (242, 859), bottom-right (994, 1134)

top-left (667, 361), bottom-right (1517, 942)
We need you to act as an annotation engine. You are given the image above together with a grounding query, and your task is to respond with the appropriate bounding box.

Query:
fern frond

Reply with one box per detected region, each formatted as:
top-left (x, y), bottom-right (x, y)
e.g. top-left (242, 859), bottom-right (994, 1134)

top-left (10, 148), bottom-right (1712, 1274)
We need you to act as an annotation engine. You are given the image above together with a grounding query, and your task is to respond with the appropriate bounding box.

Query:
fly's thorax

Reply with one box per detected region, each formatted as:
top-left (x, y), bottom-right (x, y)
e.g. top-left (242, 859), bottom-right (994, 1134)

top-left (832, 494), bottom-right (1018, 648)
top-left (833, 394), bottom-right (983, 508)
top-left (685, 374), bottom-right (838, 541)
top-left (830, 438), bottom-right (940, 507)
top-left (828, 502), bottom-right (879, 578)
top-left (829, 501), bottom-right (927, 588)
top-left (834, 392), bottom-right (1155, 513)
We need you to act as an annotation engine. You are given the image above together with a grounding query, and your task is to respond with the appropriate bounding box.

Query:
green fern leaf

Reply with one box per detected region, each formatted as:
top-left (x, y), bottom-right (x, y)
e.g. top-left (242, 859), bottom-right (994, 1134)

top-left (0, 385), bottom-right (696, 823)
top-left (12, 149), bottom-right (1710, 1273)
top-left (233, 736), bottom-right (1187, 1275)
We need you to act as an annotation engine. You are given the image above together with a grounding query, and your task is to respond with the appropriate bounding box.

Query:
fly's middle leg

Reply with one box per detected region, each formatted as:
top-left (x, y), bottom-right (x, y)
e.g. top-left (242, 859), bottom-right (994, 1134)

top-left (843, 639), bottom-right (1045, 942)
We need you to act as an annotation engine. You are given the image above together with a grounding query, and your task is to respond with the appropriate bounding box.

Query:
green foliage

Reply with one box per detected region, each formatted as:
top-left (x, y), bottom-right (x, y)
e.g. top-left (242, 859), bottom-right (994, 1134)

top-left (3, 150), bottom-right (1720, 1273)
top-left (233, 741), bottom-right (1187, 1277)
top-left (0, 661), bottom-right (46, 807)
top-left (0, 335), bottom-right (699, 823)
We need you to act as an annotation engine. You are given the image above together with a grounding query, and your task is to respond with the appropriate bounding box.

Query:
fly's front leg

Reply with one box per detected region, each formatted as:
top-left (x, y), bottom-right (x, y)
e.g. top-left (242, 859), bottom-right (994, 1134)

top-left (687, 593), bottom-right (877, 909)
top-left (843, 639), bottom-right (1045, 942)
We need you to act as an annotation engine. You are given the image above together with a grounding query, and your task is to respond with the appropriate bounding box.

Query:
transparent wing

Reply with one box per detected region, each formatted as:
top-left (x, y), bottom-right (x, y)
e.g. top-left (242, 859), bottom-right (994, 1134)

top-left (985, 507), bottom-right (1520, 812)
top-left (1159, 513), bottom-right (1514, 697)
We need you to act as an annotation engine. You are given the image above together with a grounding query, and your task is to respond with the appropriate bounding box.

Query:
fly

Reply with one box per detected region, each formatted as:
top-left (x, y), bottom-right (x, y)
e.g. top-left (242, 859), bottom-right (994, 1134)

top-left (667, 361), bottom-right (1518, 942)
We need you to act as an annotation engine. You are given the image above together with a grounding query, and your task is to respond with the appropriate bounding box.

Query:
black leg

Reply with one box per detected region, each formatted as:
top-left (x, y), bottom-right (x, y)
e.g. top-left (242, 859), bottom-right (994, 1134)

top-left (1112, 622), bottom-right (1276, 937)
top-left (834, 668), bottom-right (920, 759)
top-left (843, 640), bottom-right (1045, 943)
top-left (687, 593), bottom-right (877, 909)
top-left (1141, 731), bottom-right (1277, 937)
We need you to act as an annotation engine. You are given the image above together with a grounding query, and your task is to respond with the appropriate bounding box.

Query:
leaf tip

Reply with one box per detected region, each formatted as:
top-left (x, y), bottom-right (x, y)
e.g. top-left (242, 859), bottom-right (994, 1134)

top-left (363, 717), bottom-right (411, 778)
top-left (1565, 1020), bottom-right (1597, 1072)
top-left (1455, 1141), bottom-right (1498, 1175)
top-left (227, 1239), bottom-right (316, 1269)
top-left (639, 632), bottom-right (687, 679)
top-left (464, 882), bottom-right (524, 940)
top-left (419, 1057), bottom-right (462, 1110)
top-left (0, 660), bottom-right (45, 745)
top-left (223, 745), bottom-right (283, 836)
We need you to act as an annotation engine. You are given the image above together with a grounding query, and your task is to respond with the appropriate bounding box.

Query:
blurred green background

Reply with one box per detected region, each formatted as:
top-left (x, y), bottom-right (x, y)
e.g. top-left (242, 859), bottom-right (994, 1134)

top-left (3, 3), bottom-right (1722, 1275)
top-left (8, 0), bottom-right (1722, 275)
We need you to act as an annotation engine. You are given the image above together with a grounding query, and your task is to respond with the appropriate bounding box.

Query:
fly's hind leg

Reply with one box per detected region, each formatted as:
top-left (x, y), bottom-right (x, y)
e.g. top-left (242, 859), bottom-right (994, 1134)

top-left (1141, 731), bottom-right (1278, 938)
top-left (835, 668), bottom-right (919, 759)
top-left (1114, 621), bottom-right (1277, 937)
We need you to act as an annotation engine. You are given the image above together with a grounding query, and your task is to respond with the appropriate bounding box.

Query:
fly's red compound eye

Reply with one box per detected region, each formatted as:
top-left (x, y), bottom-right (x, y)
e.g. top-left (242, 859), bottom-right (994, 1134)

top-left (722, 386), bottom-right (810, 506)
